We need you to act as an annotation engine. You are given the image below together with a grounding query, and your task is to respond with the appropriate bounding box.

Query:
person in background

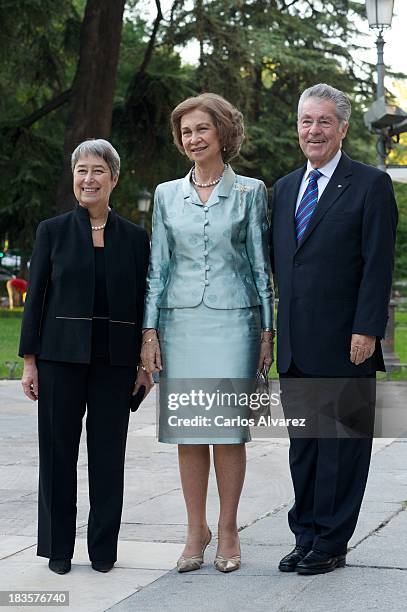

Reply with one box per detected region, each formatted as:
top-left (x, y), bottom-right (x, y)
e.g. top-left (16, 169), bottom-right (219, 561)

top-left (6, 276), bottom-right (27, 309)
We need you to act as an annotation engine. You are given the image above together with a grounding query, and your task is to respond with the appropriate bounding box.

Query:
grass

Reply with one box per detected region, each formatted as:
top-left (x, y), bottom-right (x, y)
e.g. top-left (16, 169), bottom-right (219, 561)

top-left (387, 309), bottom-right (407, 381)
top-left (0, 309), bottom-right (406, 380)
top-left (0, 315), bottom-right (23, 379)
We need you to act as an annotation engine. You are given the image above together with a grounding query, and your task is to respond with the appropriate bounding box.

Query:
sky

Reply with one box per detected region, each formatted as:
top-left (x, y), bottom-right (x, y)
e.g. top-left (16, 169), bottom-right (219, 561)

top-left (374, 0), bottom-right (406, 76)
top-left (139, 0), bottom-right (407, 100)
top-left (355, 0), bottom-right (407, 96)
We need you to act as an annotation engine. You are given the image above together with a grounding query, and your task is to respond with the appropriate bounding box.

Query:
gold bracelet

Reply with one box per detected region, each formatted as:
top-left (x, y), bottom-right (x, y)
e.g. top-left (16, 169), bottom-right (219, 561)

top-left (142, 337), bottom-right (158, 346)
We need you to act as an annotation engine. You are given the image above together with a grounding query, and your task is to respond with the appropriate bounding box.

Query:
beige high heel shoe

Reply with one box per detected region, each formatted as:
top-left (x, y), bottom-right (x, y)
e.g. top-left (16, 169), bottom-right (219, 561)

top-left (214, 543), bottom-right (241, 573)
top-left (177, 529), bottom-right (212, 573)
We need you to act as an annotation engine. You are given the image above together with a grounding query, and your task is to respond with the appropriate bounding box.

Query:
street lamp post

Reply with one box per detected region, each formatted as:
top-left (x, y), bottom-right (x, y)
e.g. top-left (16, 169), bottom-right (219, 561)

top-left (365, 0), bottom-right (399, 369)
top-left (137, 188), bottom-right (152, 230)
top-left (374, 31), bottom-right (387, 171)
top-left (365, 0), bottom-right (394, 170)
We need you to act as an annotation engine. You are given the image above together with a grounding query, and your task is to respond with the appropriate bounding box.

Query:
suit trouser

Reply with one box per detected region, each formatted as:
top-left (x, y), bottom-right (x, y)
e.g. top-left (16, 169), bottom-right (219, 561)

top-left (37, 359), bottom-right (134, 561)
top-left (280, 361), bottom-right (375, 555)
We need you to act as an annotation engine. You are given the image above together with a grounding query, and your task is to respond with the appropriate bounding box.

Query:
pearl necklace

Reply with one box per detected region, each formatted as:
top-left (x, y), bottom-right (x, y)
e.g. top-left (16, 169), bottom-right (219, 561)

top-left (191, 164), bottom-right (226, 188)
top-left (91, 207), bottom-right (111, 231)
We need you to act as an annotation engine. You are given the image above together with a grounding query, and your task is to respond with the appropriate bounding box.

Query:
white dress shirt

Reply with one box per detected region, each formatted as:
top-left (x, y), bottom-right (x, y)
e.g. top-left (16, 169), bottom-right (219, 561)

top-left (295, 149), bottom-right (342, 213)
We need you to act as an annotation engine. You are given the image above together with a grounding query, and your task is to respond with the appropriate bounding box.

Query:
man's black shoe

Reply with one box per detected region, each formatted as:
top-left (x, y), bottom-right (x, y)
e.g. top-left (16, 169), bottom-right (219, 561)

top-left (296, 549), bottom-right (346, 575)
top-left (278, 545), bottom-right (311, 572)
top-left (48, 559), bottom-right (71, 574)
top-left (91, 561), bottom-right (114, 573)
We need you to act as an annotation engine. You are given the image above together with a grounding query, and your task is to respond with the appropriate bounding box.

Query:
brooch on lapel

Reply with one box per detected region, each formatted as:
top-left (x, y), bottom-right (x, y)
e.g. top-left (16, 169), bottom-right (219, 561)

top-left (234, 183), bottom-right (254, 205)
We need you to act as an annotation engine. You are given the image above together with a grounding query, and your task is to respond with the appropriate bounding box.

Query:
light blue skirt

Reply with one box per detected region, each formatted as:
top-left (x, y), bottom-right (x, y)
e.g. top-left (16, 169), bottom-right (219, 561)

top-left (158, 302), bottom-right (261, 444)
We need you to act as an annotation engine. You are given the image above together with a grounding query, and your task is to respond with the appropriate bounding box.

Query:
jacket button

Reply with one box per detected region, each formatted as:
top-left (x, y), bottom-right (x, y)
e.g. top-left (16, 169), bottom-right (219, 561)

top-left (294, 261), bottom-right (301, 267)
top-left (206, 265), bottom-right (210, 271)
top-left (203, 206), bottom-right (209, 212)
top-left (204, 280), bottom-right (209, 286)
top-left (204, 235), bottom-right (209, 242)
top-left (203, 250), bottom-right (208, 256)
top-left (204, 220), bottom-right (209, 226)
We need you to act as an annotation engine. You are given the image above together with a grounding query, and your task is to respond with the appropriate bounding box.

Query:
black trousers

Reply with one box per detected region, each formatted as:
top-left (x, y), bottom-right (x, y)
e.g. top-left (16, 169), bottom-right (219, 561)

top-left (37, 360), bottom-right (135, 562)
top-left (280, 361), bottom-right (375, 555)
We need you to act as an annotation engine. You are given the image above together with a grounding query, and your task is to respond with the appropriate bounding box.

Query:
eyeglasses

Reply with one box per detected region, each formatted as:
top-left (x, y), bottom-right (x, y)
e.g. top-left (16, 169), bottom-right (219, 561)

top-left (298, 118), bottom-right (338, 129)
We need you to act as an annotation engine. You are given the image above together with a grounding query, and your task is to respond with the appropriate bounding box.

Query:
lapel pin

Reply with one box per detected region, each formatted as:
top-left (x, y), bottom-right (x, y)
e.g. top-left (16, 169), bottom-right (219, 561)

top-left (337, 184), bottom-right (342, 188)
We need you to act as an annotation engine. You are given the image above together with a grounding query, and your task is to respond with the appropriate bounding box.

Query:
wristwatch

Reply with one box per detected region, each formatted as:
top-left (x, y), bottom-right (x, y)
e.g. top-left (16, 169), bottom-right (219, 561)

top-left (262, 327), bottom-right (276, 338)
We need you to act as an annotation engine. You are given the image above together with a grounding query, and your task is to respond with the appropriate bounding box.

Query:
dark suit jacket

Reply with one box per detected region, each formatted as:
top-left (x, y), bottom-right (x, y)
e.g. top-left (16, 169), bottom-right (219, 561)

top-left (19, 204), bottom-right (150, 366)
top-left (271, 151), bottom-right (398, 376)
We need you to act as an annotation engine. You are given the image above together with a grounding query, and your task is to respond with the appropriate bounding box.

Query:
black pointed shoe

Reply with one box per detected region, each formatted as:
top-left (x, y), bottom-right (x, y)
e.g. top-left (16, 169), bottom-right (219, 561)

top-left (296, 549), bottom-right (346, 575)
top-left (48, 559), bottom-right (71, 574)
top-left (91, 561), bottom-right (114, 573)
top-left (278, 545), bottom-right (311, 572)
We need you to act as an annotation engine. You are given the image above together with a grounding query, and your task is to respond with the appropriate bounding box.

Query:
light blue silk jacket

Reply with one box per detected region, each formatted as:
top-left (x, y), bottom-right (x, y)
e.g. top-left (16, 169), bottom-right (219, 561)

top-left (142, 165), bottom-right (274, 329)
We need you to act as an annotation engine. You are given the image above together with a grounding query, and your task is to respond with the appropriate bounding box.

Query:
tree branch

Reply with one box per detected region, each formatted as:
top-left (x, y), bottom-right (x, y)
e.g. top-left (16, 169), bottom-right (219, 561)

top-left (138, 0), bottom-right (163, 74)
top-left (3, 89), bottom-right (71, 131)
top-left (170, 0), bottom-right (184, 28)
top-left (281, 0), bottom-right (301, 9)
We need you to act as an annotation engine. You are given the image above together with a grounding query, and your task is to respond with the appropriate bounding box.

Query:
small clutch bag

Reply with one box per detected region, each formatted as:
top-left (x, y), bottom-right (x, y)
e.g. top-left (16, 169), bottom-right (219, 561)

top-left (249, 366), bottom-right (271, 425)
top-left (130, 385), bottom-right (146, 412)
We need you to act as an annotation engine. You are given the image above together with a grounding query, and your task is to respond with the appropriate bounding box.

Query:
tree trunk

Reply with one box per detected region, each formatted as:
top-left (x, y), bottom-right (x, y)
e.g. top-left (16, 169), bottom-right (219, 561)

top-left (138, 0), bottom-right (163, 75)
top-left (56, 0), bottom-right (125, 213)
top-left (252, 65), bottom-right (263, 123)
top-left (196, 0), bottom-right (206, 90)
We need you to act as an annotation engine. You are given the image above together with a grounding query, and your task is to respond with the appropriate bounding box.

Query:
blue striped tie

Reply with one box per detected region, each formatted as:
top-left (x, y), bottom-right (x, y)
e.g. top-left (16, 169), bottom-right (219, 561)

top-left (295, 169), bottom-right (322, 243)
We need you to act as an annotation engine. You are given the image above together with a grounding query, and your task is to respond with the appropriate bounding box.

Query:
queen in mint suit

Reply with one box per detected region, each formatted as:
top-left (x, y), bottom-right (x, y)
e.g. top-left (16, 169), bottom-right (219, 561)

top-left (141, 93), bottom-right (274, 573)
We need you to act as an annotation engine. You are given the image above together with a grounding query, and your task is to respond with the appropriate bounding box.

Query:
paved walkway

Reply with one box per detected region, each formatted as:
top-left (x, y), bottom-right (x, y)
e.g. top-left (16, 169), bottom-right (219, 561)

top-left (0, 381), bottom-right (406, 611)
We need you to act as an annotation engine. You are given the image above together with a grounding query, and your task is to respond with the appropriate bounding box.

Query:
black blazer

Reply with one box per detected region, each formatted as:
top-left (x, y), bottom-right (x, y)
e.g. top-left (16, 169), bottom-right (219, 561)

top-left (271, 152), bottom-right (398, 376)
top-left (19, 204), bottom-right (150, 366)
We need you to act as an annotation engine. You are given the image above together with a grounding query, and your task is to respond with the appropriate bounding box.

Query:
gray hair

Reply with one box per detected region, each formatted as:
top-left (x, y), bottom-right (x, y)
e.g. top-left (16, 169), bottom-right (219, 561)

top-left (71, 139), bottom-right (120, 178)
top-left (298, 84), bottom-right (352, 124)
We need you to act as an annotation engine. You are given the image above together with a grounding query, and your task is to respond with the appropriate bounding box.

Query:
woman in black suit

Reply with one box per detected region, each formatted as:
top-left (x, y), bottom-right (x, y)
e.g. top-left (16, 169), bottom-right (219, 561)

top-left (19, 139), bottom-right (153, 574)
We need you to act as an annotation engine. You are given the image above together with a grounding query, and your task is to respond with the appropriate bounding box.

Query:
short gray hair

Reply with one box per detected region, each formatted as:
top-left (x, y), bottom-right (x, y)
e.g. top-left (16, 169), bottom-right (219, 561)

top-left (71, 139), bottom-right (120, 178)
top-left (298, 84), bottom-right (352, 124)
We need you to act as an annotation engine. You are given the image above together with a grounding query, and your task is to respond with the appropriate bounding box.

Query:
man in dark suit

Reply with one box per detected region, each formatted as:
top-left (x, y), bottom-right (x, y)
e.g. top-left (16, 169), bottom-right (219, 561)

top-left (271, 84), bottom-right (397, 575)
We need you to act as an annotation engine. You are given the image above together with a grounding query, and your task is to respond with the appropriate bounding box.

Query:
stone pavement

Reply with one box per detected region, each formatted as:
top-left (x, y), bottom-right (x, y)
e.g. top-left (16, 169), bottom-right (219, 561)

top-left (0, 380), bottom-right (406, 612)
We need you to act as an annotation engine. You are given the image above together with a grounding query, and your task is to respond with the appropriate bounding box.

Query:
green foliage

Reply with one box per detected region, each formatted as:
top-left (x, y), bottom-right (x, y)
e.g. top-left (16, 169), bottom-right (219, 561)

top-left (0, 0), bottom-right (80, 250)
top-left (0, 1), bottom-right (80, 113)
top-left (0, 129), bottom-right (63, 252)
top-left (394, 183), bottom-right (407, 282)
